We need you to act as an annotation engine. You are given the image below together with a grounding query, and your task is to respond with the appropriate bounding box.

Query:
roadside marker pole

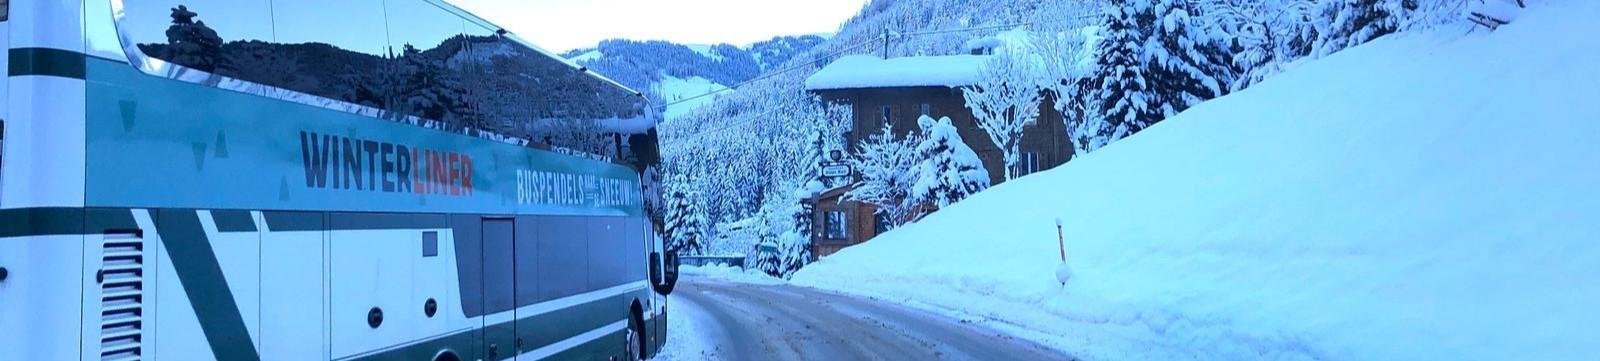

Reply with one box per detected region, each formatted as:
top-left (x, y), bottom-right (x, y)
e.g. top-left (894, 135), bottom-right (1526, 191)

top-left (1054, 218), bottom-right (1073, 285)
top-left (1056, 218), bottom-right (1066, 262)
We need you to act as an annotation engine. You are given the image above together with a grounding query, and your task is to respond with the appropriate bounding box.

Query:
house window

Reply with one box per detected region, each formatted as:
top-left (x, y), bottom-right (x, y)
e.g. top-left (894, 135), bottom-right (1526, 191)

top-left (824, 211), bottom-right (848, 240)
top-left (919, 103), bottom-right (931, 117)
top-left (881, 105), bottom-right (893, 125)
top-left (874, 212), bottom-right (892, 235)
top-left (1014, 152), bottom-right (1041, 177)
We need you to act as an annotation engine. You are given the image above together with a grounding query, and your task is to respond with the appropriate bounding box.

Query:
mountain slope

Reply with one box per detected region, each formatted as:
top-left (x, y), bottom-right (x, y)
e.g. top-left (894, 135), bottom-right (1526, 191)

top-left (562, 36), bottom-right (826, 119)
top-left (791, 2), bottom-right (1600, 360)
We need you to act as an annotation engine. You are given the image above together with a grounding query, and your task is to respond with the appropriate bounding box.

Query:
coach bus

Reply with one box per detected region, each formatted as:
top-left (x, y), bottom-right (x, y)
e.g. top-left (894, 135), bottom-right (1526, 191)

top-left (0, 0), bottom-right (681, 360)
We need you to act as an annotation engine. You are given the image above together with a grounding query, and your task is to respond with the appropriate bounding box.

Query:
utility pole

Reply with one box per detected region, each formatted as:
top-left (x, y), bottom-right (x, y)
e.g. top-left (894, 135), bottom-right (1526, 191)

top-left (881, 29), bottom-right (890, 58)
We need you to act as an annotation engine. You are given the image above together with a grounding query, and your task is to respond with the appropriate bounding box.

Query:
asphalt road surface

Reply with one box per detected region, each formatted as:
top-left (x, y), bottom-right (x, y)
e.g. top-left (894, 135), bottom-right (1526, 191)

top-left (667, 277), bottom-right (1076, 361)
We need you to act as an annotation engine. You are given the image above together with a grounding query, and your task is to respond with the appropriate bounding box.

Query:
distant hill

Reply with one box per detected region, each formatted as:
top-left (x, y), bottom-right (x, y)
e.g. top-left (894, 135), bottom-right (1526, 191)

top-left (561, 35), bottom-right (828, 119)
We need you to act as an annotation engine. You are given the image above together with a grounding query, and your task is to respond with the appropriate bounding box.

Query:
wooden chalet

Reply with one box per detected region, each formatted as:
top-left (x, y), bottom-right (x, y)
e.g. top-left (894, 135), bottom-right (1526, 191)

top-left (801, 47), bottom-right (1072, 258)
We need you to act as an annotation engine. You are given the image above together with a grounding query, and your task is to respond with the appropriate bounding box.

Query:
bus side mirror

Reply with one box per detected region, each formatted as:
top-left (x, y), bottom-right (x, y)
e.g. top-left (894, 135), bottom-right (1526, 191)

top-left (650, 252), bottom-right (679, 295)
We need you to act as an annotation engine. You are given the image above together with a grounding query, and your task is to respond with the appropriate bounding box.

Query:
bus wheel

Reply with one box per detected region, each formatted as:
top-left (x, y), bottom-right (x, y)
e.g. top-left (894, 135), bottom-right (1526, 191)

top-left (626, 308), bottom-right (646, 360)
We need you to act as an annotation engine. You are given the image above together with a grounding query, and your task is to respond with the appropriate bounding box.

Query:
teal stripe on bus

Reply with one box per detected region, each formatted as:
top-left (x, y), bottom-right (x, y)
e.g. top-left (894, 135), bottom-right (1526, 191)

top-left (8, 47), bottom-right (87, 79)
top-left (0, 208), bottom-right (84, 237)
top-left (155, 209), bottom-right (262, 361)
top-left (0, 208), bottom-right (140, 238)
top-left (211, 210), bottom-right (258, 233)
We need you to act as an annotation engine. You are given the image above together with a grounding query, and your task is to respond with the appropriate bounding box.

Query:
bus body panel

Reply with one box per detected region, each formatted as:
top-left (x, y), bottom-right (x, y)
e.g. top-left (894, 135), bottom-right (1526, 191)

top-left (0, 233), bottom-right (87, 360)
top-left (4, 0), bottom-right (95, 208)
top-left (258, 212), bottom-right (331, 360)
top-left (8, 0), bottom-right (82, 51)
top-left (2, 0), bottom-right (669, 359)
top-left (3, 74), bottom-right (87, 207)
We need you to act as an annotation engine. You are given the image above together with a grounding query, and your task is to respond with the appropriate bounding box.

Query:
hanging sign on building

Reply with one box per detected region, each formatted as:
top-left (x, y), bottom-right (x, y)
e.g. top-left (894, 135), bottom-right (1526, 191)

top-left (820, 148), bottom-right (852, 178)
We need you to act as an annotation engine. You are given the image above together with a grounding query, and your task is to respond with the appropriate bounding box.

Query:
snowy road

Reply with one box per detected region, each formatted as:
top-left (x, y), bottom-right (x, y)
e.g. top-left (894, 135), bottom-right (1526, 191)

top-left (657, 277), bottom-right (1075, 361)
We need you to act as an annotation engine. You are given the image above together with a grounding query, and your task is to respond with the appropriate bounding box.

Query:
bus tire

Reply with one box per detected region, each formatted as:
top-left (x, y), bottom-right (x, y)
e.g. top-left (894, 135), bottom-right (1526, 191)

top-left (433, 350), bottom-right (461, 361)
top-left (627, 303), bottom-right (646, 360)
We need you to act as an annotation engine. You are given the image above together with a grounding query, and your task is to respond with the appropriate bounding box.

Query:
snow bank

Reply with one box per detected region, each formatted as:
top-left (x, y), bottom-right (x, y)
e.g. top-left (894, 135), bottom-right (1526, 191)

top-left (682, 264), bottom-right (785, 285)
top-left (793, 2), bottom-right (1600, 360)
top-left (804, 55), bottom-right (988, 91)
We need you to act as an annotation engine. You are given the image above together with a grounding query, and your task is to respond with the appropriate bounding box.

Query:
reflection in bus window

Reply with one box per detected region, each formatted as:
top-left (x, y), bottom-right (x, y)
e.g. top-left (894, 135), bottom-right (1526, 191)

top-left (117, 1), bottom-right (657, 170)
top-left (122, 1), bottom-right (273, 76)
top-left (266, 0), bottom-right (389, 109)
top-left (270, 0), bottom-right (388, 56)
top-left (381, 0), bottom-right (469, 127)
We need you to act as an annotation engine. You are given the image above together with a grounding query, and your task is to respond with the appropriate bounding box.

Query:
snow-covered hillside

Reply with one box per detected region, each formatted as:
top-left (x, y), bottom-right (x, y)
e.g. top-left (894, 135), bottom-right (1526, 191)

top-left (657, 75), bottom-right (731, 120)
top-left (562, 36), bottom-right (825, 117)
top-left (792, 2), bottom-right (1600, 360)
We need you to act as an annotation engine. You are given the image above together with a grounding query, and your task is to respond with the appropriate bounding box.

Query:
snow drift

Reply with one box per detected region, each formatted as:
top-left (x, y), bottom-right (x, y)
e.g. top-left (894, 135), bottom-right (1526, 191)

top-left (792, 2), bottom-right (1600, 360)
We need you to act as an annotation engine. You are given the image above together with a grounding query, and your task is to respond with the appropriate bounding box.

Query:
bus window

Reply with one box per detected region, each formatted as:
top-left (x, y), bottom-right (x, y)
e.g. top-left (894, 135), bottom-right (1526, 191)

top-left (269, 0), bottom-right (387, 57)
top-left (380, 0), bottom-right (469, 126)
top-left (267, 0), bottom-right (389, 108)
top-left (121, 1), bottom-right (274, 76)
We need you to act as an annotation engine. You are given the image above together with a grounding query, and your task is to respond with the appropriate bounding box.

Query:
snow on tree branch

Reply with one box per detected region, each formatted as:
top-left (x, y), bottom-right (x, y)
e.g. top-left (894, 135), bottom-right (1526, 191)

top-left (964, 30), bottom-right (1046, 181)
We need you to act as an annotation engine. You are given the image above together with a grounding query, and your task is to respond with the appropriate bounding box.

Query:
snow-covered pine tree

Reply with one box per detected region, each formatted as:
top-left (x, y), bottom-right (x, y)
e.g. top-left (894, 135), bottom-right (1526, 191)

top-left (1147, 0), bottom-right (1235, 117)
top-left (1095, 0), bottom-right (1161, 141)
top-left (908, 116), bottom-right (990, 210)
top-left (1202, 0), bottom-right (1317, 90)
top-left (845, 124), bottom-right (922, 228)
top-left (777, 187), bottom-right (817, 278)
top-left (662, 175), bottom-right (706, 255)
top-left (750, 199), bottom-right (786, 277)
top-left (1311, 0), bottom-right (1405, 58)
top-left (662, 176), bottom-right (691, 254)
top-left (964, 30), bottom-right (1045, 181)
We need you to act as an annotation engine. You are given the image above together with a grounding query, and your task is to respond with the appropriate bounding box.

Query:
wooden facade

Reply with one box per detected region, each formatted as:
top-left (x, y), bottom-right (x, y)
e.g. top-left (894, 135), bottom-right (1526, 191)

top-left (808, 186), bottom-right (879, 257)
top-left (805, 85), bottom-right (1073, 258)
top-left (816, 86), bottom-right (1071, 186)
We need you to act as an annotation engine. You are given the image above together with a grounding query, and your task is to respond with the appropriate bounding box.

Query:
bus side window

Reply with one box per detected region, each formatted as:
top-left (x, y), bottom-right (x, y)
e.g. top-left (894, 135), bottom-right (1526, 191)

top-left (380, 0), bottom-right (467, 126)
top-left (267, 0), bottom-right (389, 107)
top-left (119, 1), bottom-right (274, 81)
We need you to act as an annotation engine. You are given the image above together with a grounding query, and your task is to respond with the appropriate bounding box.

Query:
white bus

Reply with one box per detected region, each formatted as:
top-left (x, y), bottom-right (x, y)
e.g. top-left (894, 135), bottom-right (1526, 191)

top-left (0, 0), bottom-right (681, 360)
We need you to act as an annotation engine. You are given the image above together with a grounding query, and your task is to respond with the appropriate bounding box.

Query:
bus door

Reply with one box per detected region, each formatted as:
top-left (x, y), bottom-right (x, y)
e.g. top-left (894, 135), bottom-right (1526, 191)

top-left (511, 217), bottom-right (541, 361)
top-left (480, 217), bottom-right (517, 360)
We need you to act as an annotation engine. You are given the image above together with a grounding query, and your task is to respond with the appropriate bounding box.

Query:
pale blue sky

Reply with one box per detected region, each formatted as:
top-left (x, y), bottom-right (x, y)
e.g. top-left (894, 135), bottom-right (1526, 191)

top-left (450, 0), bottom-right (868, 52)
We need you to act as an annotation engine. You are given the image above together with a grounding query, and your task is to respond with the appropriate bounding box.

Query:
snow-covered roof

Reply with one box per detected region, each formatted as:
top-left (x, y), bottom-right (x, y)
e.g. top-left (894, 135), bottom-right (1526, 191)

top-left (805, 55), bottom-right (988, 91)
top-left (964, 36), bottom-right (1004, 54)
